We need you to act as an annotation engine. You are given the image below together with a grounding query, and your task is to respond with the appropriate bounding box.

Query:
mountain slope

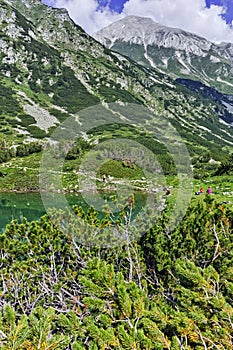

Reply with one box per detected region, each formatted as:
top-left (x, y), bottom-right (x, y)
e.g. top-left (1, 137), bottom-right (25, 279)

top-left (94, 16), bottom-right (233, 94)
top-left (0, 0), bottom-right (233, 172)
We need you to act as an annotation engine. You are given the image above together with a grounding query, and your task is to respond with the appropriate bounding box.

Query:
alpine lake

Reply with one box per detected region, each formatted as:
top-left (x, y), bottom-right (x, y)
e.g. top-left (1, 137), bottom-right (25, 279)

top-left (0, 190), bottom-right (149, 233)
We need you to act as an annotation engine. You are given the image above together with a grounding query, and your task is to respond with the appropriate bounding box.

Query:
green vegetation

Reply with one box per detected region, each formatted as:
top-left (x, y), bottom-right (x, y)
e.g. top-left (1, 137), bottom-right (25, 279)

top-left (1, 1), bottom-right (233, 348)
top-left (215, 153), bottom-right (233, 176)
top-left (0, 196), bottom-right (233, 348)
top-left (52, 67), bottom-right (100, 113)
top-left (0, 141), bottom-right (42, 191)
top-left (97, 159), bottom-right (144, 180)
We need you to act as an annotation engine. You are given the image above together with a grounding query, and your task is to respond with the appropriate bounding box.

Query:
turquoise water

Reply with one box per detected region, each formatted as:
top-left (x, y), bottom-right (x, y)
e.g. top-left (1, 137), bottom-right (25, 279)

top-left (0, 193), bottom-right (44, 232)
top-left (0, 191), bottom-right (148, 232)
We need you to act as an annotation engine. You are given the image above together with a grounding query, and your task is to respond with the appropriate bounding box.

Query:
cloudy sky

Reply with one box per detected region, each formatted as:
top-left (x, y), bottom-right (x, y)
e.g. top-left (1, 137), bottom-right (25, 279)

top-left (41, 0), bottom-right (233, 43)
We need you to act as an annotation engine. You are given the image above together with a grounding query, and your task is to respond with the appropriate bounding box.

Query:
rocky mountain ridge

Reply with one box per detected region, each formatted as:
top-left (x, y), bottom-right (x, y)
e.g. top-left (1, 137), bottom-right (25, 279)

top-left (94, 16), bottom-right (233, 94)
top-left (0, 0), bottom-right (233, 171)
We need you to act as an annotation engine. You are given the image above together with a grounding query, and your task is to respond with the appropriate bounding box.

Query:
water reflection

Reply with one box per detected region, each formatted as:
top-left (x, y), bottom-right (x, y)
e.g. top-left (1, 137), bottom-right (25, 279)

top-left (0, 191), bottom-right (148, 232)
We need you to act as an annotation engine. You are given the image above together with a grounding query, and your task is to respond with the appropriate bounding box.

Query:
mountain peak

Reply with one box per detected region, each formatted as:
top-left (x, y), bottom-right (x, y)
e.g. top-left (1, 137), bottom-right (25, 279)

top-left (94, 15), bottom-right (213, 55)
top-left (93, 15), bottom-right (233, 94)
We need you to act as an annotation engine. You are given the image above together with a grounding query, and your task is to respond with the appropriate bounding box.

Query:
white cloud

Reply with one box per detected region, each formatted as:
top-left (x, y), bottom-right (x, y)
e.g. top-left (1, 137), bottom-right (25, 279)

top-left (122, 0), bottom-right (233, 43)
top-left (52, 0), bottom-right (233, 43)
top-left (53, 0), bottom-right (123, 34)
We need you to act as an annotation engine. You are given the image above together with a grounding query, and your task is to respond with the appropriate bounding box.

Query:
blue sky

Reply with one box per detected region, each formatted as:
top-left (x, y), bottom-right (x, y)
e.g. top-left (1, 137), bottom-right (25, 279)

top-left (206, 0), bottom-right (233, 24)
top-left (102, 0), bottom-right (233, 21)
top-left (98, 0), bottom-right (128, 13)
top-left (41, 0), bottom-right (233, 43)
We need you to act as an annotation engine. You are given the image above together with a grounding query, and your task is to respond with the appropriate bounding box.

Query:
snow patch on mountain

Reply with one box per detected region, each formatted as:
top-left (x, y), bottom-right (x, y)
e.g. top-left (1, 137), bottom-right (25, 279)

top-left (217, 77), bottom-right (233, 87)
top-left (222, 101), bottom-right (233, 113)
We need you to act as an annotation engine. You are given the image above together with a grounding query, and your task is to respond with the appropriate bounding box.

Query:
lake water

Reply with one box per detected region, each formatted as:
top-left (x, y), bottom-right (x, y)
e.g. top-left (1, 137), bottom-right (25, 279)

top-left (0, 191), bottom-right (149, 232)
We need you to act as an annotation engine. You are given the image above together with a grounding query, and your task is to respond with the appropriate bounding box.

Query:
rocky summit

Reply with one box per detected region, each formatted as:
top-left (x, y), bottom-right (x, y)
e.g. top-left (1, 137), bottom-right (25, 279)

top-left (94, 15), bottom-right (233, 94)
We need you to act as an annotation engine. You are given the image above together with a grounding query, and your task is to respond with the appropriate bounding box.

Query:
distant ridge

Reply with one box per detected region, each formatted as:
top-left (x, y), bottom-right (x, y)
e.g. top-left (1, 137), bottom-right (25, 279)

top-left (94, 15), bottom-right (233, 94)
